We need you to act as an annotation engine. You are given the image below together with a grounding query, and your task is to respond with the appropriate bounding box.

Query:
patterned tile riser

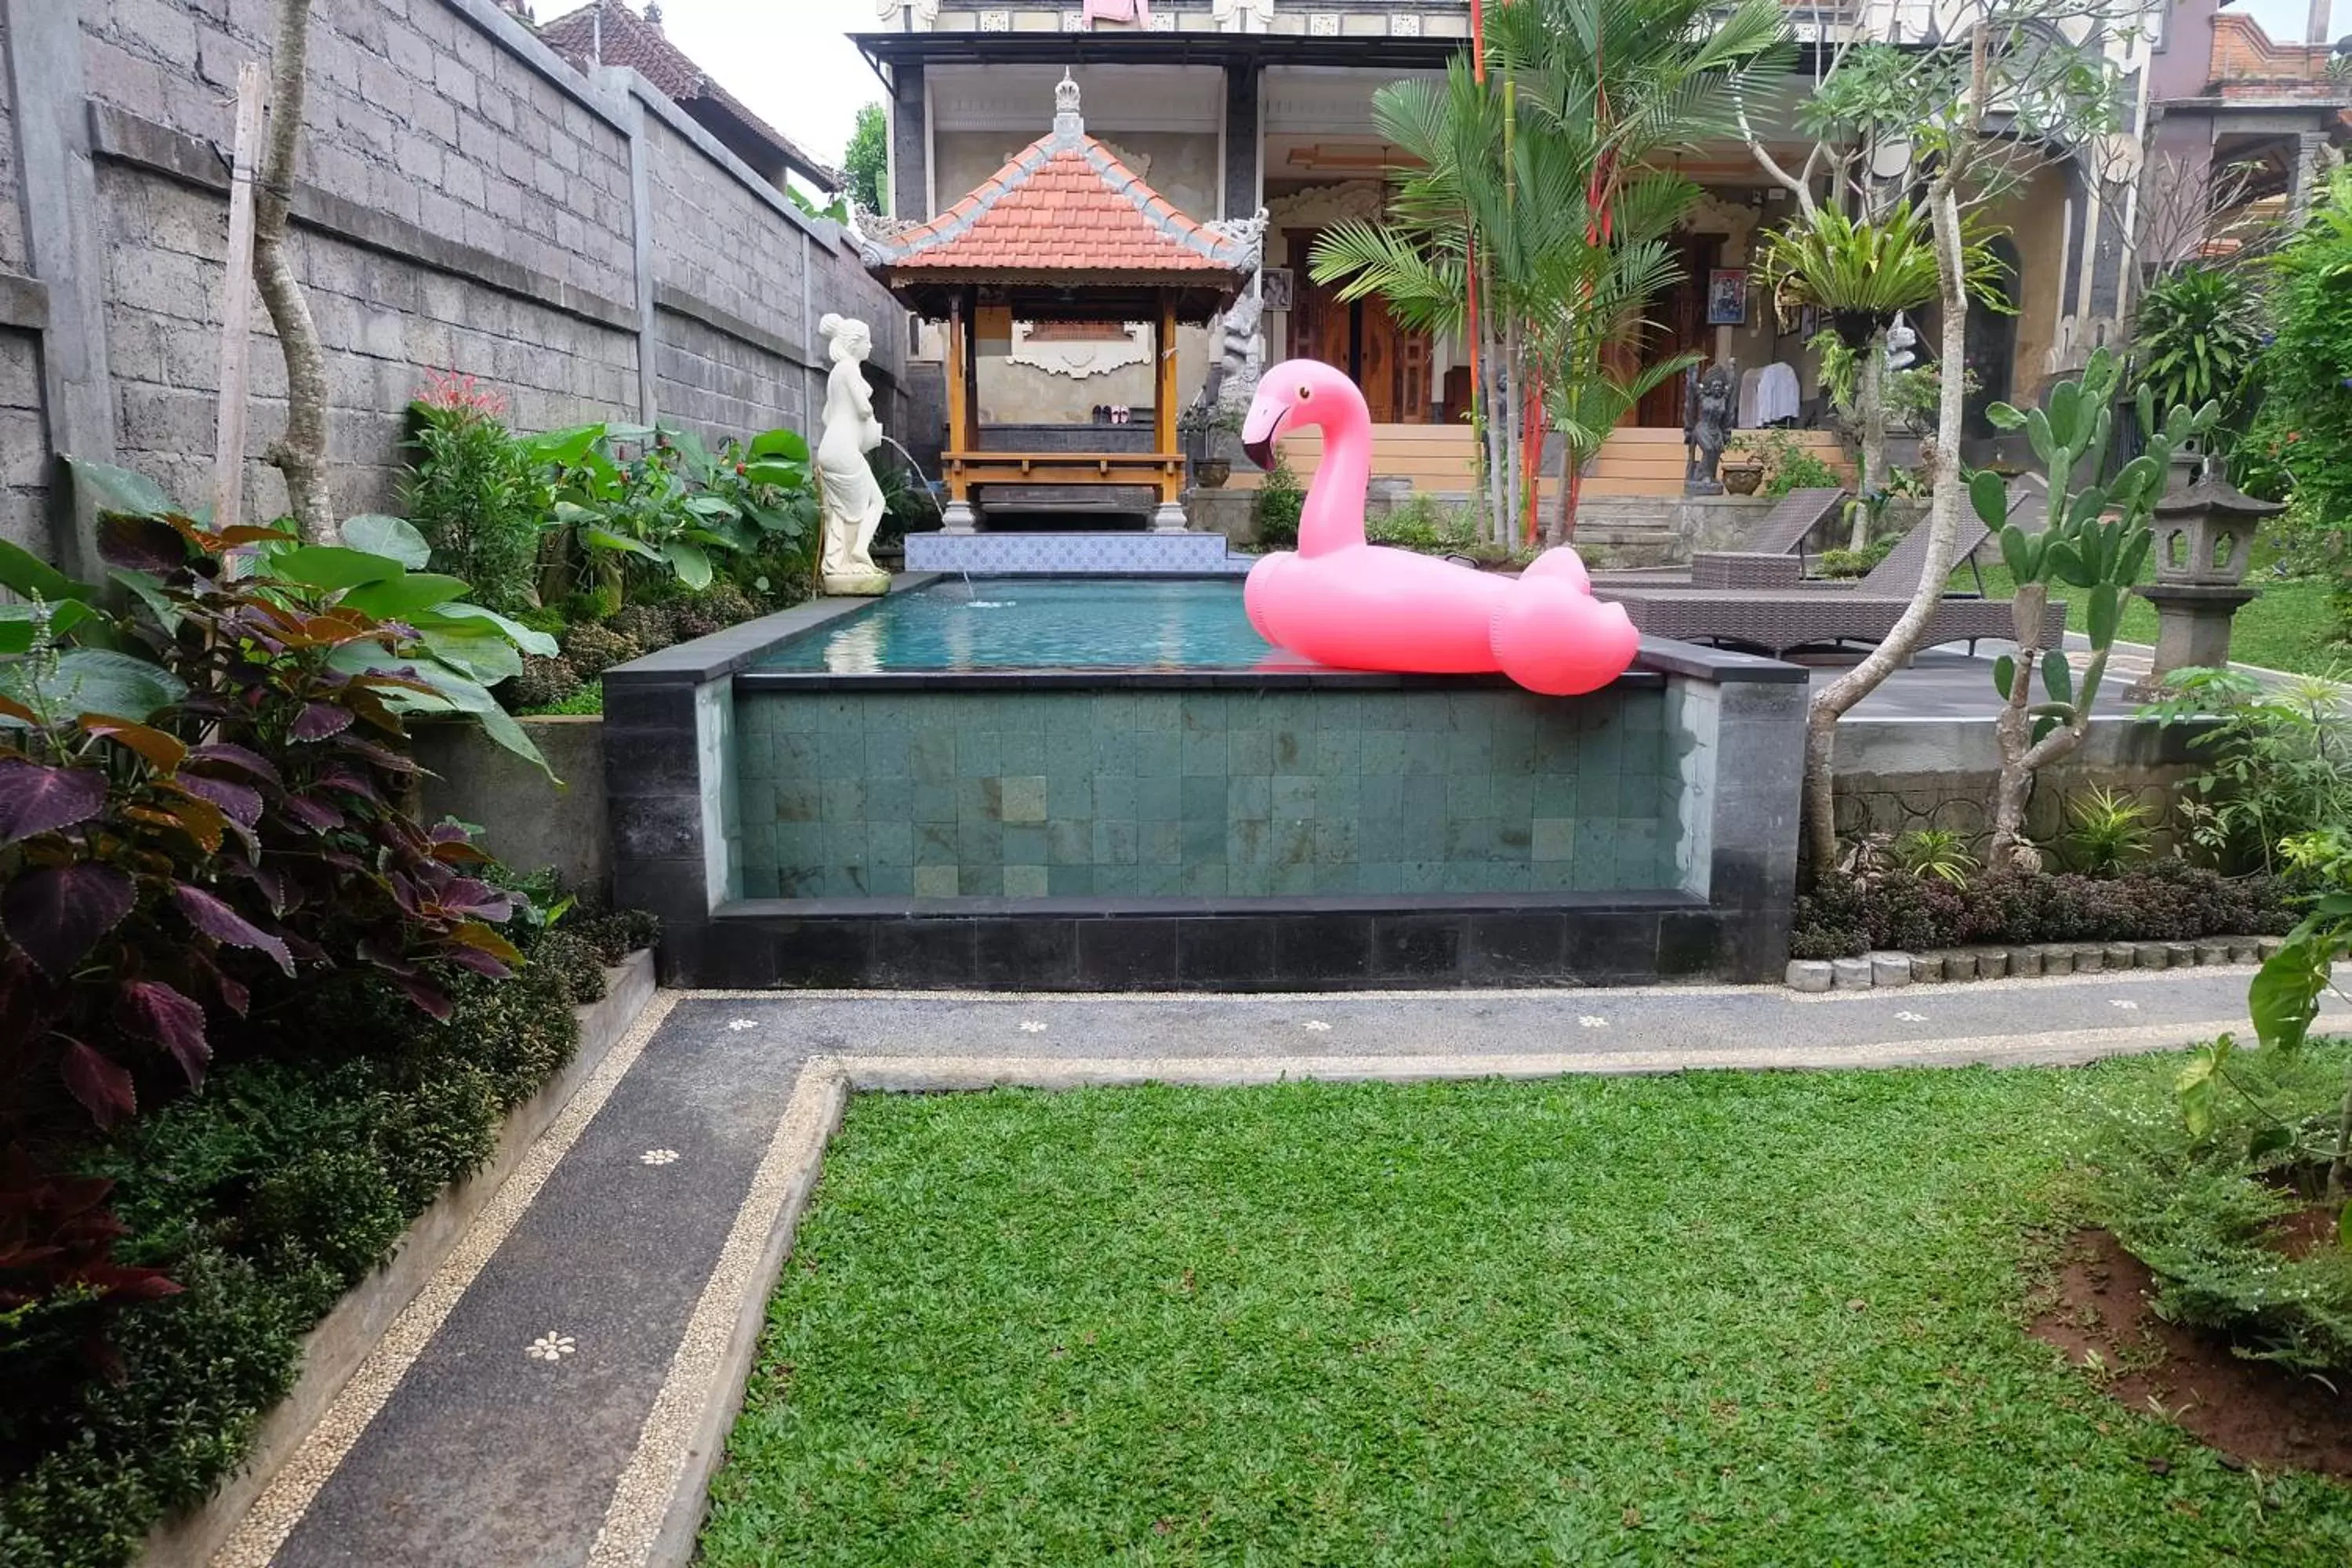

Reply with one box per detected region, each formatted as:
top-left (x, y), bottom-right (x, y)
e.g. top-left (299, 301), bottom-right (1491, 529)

top-left (735, 686), bottom-right (1683, 899)
top-left (904, 532), bottom-right (1252, 575)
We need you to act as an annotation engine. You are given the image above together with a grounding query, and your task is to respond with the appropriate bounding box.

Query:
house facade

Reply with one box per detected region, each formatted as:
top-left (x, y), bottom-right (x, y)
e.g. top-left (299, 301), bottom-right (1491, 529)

top-left (859, 0), bottom-right (2324, 478)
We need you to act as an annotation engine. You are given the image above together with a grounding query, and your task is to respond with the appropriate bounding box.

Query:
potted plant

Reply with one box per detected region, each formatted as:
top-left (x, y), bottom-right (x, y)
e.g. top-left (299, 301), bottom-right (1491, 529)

top-left (1753, 202), bottom-right (2009, 347)
top-left (1180, 400), bottom-right (1243, 488)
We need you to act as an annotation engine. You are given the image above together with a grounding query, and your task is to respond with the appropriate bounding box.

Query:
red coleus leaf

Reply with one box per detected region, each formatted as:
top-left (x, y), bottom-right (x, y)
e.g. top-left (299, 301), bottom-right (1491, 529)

top-left (392, 973), bottom-right (453, 1022)
top-left (2, 862), bottom-right (136, 981)
top-left (96, 513), bottom-right (191, 575)
top-left (292, 702), bottom-right (356, 741)
top-left (280, 795), bottom-right (344, 833)
top-left (358, 935), bottom-right (417, 976)
top-left (339, 740), bottom-right (420, 776)
top-left (0, 759), bottom-right (108, 846)
top-left (185, 742), bottom-right (283, 790)
top-left (114, 979), bottom-right (210, 1088)
top-left (77, 714), bottom-right (189, 773)
top-left (174, 773), bottom-right (263, 827)
top-left (170, 883), bottom-right (294, 975)
top-left (441, 946), bottom-right (512, 981)
top-left (59, 1040), bottom-right (136, 1128)
top-left (316, 766), bottom-right (382, 803)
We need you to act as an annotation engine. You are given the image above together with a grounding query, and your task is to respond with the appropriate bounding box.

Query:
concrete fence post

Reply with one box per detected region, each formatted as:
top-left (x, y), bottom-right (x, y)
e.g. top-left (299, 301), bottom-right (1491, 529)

top-left (616, 83), bottom-right (660, 427)
top-left (5, 0), bottom-right (115, 575)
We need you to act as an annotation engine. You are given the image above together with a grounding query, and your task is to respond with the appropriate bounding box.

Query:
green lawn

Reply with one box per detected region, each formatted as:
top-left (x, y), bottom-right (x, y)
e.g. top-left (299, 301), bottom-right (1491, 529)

top-left (699, 1067), bottom-right (2352, 1566)
top-left (1950, 551), bottom-right (2343, 678)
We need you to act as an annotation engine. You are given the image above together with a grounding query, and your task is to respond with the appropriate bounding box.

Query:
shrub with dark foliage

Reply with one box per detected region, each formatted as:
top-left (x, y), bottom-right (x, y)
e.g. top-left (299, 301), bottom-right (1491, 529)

top-left (1791, 860), bottom-right (2296, 958)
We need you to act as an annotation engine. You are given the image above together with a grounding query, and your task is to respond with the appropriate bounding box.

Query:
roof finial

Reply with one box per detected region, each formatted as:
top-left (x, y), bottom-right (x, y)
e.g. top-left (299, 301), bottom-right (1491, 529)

top-left (1054, 70), bottom-right (1083, 136)
top-left (644, 1), bottom-right (663, 26)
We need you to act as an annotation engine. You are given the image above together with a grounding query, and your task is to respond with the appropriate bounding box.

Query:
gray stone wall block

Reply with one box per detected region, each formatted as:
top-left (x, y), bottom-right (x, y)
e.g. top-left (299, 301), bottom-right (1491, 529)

top-left (0, 42), bottom-right (21, 274)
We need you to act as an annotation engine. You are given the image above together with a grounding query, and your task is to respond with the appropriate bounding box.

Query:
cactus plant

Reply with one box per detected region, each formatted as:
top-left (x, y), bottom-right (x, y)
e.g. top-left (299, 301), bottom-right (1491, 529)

top-left (1980, 346), bottom-right (2216, 870)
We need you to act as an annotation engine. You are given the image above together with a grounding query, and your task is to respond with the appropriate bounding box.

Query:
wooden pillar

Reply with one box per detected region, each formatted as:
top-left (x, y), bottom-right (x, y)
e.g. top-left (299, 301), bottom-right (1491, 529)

top-left (1152, 288), bottom-right (1176, 493)
top-left (940, 295), bottom-right (975, 531)
top-left (1151, 291), bottom-right (1186, 531)
top-left (961, 287), bottom-right (981, 452)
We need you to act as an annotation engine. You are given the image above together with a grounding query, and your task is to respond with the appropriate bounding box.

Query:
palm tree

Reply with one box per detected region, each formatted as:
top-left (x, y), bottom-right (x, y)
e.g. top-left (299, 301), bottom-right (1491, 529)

top-left (1311, 0), bottom-right (1792, 544)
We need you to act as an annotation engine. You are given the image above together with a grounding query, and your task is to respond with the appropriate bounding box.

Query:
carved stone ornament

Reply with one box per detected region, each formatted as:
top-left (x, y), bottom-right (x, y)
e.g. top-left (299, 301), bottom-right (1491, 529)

top-left (1007, 322), bottom-right (1152, 379)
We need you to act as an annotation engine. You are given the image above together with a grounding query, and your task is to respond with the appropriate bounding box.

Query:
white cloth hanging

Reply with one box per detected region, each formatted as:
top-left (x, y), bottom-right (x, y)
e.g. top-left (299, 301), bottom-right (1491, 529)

top-left (1083, 0), bottom-right (1152, 23)
top-left (1759, 361), bottom-right (1801, 426)
top-left (1737, 367), bottom-right (1766, 430)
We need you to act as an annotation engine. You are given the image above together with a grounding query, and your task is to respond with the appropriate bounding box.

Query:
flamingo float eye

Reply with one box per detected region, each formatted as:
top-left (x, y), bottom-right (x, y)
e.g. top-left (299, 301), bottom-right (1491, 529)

top-left (1298, 385), bottom-right (1313, 401)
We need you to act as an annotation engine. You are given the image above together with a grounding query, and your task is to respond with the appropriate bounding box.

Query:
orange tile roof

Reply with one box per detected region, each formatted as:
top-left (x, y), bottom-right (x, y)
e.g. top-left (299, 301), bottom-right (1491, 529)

top-left (865, 81), bottom-right (1259, 281)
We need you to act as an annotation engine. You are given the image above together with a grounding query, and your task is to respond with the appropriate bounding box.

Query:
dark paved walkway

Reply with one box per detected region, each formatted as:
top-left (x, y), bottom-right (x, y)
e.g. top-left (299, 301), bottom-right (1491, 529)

top-left (233, 967), bottom-right (2339, 1567)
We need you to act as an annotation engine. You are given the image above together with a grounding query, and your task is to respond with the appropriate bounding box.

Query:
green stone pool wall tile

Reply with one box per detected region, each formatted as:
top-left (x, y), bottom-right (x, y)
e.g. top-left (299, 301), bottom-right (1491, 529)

top-left (1004, 865), bottom-right (1049, 897)
top-left (735, 688), bottom-right (1684, 898)
top-left (914, 866), bottom-right (960, 897)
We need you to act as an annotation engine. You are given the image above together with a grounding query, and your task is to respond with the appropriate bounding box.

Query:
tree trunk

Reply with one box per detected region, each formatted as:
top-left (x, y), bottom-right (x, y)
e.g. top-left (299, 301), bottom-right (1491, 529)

top-left (1554, 436), bottom-right (1578, 546)
top-left (1796, 181), bottom-right (1974, 878)
top-left (255, 0), bottom-right (335, 543)
top-left (1990, 587), bottom-right (2109, 869)
top-left (1855, 333), bottom-right (1888, 546)
top-left (1479, 300), bottom-right (1507, 546)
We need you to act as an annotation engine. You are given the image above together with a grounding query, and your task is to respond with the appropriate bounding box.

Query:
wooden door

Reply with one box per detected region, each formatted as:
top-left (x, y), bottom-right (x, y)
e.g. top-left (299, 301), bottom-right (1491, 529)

top-left (1632, 235), bottom-right (1717, 427)
top-left (1287, 227), bottom-right (1432, 423)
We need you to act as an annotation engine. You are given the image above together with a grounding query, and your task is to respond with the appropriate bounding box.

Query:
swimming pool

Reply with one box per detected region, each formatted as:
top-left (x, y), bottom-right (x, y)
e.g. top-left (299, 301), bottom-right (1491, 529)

top-left (602, 575), bottom-right (1810, 992)
top-left (754, 577), bottom-right (1305, 674)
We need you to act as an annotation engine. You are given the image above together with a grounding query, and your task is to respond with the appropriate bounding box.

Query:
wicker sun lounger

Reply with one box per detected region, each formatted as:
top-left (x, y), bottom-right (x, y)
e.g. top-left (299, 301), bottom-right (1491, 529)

top-left (1606, 485), bottom-right (2060, 659)
top-left (1685, 485), bottom-right (1848, 588)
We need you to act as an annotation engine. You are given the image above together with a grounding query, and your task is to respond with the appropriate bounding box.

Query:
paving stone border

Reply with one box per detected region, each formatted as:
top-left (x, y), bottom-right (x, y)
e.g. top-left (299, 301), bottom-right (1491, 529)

top-left (1784, 935), bottom-right (2285, 993)
top-left (149, 952), bottom-right (661, 1568)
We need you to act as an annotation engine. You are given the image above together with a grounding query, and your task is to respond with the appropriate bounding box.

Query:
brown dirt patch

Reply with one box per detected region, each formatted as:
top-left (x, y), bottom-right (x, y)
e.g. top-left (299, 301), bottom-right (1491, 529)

top-left (2265, 1205), bottom-right (2344, 1263)
top-left (2031, 1229), bottom-right (2352, 1479)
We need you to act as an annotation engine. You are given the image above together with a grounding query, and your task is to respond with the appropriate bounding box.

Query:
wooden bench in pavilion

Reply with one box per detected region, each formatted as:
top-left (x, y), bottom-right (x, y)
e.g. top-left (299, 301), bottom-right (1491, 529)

top-left (861, 73), bottom-right (1262, 534)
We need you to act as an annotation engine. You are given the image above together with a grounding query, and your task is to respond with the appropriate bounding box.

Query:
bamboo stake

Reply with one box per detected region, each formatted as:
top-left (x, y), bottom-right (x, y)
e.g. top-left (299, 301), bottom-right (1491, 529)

top-left (212, 60), bottom-right (267, 533)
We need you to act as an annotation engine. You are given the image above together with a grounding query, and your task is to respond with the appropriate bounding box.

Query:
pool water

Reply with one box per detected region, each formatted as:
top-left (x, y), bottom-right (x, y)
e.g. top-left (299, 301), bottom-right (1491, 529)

top-left (757, 578), bottom-right (1304, 673)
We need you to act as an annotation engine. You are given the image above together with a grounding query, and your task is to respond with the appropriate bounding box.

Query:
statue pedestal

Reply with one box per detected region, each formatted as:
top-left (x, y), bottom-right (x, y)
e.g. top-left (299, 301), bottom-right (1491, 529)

top-left (821, 571), bottom-right (891, 598)
top-left (940, 499), bottom-right (979, 534)
top-left (2124, 583), bottom-right (2259, 699)
top-left (1149, 501), bottom-right (1190, 534)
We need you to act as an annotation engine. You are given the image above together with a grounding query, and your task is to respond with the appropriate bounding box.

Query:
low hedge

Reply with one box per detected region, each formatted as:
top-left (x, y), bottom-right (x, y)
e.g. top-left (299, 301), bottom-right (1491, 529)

top-left (0, 906), bottom-right (655, 1568)
top-left (1791, 859), bottom-right (2298, 960)
top-left (2080, 1041), bottom-right (2352, 1374)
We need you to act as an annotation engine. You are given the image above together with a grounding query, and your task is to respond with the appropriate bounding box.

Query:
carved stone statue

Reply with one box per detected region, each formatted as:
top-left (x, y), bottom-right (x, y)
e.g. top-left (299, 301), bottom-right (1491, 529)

top-left (815, 314), bottom-right (891, 597)
top-left (1683, 360), bottom-right (1737, 496)
top-left (1211, 269), bottom-right (1267, 411)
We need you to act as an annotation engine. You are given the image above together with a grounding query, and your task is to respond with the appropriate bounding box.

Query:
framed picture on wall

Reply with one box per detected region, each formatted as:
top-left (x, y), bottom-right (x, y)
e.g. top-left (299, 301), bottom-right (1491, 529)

top-left (1798, 303), bottom-right (1820, 341)
top-left (1260, 268), bottom-right (1294, 312)
top-left (1706, 270), bottom-right (1748, 326)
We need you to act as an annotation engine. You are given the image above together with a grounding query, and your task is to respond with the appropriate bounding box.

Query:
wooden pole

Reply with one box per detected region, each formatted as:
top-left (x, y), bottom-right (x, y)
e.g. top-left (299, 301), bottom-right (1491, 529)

top-left (212, 60), bottom-right (266, 532)
top-left (961, 287), bottom-right (981, 452)
top-left (1154, 291), bottom-right (1179, 501)
top-left (943, 297), bottom-right (969, 500)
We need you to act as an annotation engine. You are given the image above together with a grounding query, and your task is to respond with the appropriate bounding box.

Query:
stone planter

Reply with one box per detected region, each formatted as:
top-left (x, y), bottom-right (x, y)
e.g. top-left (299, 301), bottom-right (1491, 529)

top-left (1719, 463), bottom-right (1765, 496)
top-left (1192, 457), bottom-right (1232, 490)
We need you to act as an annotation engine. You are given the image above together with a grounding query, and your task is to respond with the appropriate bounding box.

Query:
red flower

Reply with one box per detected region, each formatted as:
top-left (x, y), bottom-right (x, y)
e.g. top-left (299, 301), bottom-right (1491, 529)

top-left (414, 370), bottom-right (507, 418)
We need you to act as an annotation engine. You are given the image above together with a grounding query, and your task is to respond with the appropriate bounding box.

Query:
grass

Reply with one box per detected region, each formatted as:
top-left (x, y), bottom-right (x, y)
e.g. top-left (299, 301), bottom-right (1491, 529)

top-left (699, 1066), bottom-right (2352, 1566)
top-left (1949, 544), bottom-right (2343, 678)
top-left (513, 678), bottom-right (602, 717)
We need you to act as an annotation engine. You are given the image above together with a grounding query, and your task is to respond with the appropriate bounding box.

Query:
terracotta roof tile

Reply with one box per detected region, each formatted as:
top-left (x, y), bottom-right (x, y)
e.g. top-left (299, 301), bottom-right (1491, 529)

top-left (866, 95), bottom-right (1258, 281)
top-left (537, 2), bottom-right (837, 188)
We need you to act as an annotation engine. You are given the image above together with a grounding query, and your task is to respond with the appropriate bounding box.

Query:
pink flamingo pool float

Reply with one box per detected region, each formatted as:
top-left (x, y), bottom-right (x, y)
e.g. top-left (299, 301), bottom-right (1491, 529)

top-left (1240, 359), bottom-right (1640, 697)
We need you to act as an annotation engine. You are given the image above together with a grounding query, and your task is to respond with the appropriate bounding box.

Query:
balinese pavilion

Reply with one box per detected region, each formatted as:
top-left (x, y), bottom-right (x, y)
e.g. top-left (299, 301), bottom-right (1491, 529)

top-left (862, 74), bottom-right (1263, 574)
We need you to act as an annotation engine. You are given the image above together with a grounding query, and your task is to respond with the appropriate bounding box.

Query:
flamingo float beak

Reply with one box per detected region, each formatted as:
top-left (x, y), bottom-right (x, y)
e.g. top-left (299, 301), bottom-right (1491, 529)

top-left (1240, 403), bottom-right (1285, 472)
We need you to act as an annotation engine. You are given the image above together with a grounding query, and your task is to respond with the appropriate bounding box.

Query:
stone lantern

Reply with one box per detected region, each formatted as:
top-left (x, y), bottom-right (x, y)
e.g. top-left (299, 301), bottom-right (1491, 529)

top-left (2126, 466), bottom-right (2283, 698)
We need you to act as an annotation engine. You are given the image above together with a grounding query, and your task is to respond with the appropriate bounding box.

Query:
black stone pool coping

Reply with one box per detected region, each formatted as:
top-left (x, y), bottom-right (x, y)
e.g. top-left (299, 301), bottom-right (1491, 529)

top-left (605, 579), bottom-right (1805, 991)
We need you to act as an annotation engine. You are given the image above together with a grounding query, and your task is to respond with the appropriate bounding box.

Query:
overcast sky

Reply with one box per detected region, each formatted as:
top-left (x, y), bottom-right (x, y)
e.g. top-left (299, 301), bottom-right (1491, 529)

top-left (559, 0), bottom-right (2338, 176)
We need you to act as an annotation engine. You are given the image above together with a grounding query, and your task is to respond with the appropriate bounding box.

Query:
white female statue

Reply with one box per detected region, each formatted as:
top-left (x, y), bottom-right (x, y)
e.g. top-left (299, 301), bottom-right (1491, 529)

top-left (816, 314), bottom-right (891, 597)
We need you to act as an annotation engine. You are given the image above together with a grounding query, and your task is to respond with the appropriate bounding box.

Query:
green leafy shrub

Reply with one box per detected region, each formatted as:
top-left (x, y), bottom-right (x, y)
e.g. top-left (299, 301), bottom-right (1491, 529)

top-left (2140, 666), bottom-right (2352, 874)
top-left (2129, 264), bottom-right (2265, 448)
top-left (0, 916), bottom-right (601, 1566)
top-left (1729, 428), bottom-right (1844, 498)
top-left (403, 374), bottom-right (541, 613)
top-left (1369, 495), bottom-right (1477, 554)
top-left (2259, 164), bottom-right (2352, 632)
top-left (1791, 858), bottom-right (2296, 958)
top-left (505, 655), bottom-right (583, 711)
top-left (2081, 1041), bottom-right (2352, 1374)
top-left (1251, 452), bottom-right (1305, 551)
top-left (1891, 828), bottom-right (1977, 886)
top-left (2063, 786), bottom-right (2155, 875)
top-left (557, 622), bottom-right (642, 678)
top-left (1815, 539), bottom-right (1893, 579)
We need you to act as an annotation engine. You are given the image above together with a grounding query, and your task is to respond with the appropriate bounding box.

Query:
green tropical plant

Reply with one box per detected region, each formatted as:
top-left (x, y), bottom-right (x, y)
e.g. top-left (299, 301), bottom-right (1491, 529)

top-left (2129, 263), bottom-right (2265, 443)
top-left (1980, 347), bottom-right (2216, 869)
top-left (1751, 201), bottom-right (2011, 333)
top-left (1251, 452), bottom-right (1305, 551)
top-left (2063, 786), bottom-right (2156, 875)
top-left (402, 374), bottom-right (541, 613)
top-left (1727, 428), bottom-right (1842, 498)
top-left (1890, 828), bottom-right (1977, 887)
top-left (1310, 0), bottom-right (1793, 543)
top-left (844, 103), bottom-right (888, 215)
top-left (2258, 163), bottom-right (2352, 633)
top-left (2140, 666), bottom-right (2352, 874)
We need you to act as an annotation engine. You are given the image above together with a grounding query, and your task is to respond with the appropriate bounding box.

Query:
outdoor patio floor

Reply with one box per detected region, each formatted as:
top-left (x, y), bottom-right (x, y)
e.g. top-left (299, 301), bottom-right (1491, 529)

top-left (218, 964), bottom-right (2350, 1568)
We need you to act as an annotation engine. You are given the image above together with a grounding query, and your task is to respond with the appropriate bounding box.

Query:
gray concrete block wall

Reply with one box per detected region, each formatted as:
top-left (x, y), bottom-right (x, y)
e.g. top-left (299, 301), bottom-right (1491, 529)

top-left (80, 0), bottom-right (638, 308)
top-left (0, 0), bottom-right (904, 564)
top-left (97, 163), bottom-right (638, 518)
top-left (653, 308), bottom-right (804, 448)
top-left (645, 116), bottom-right (806, 361)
